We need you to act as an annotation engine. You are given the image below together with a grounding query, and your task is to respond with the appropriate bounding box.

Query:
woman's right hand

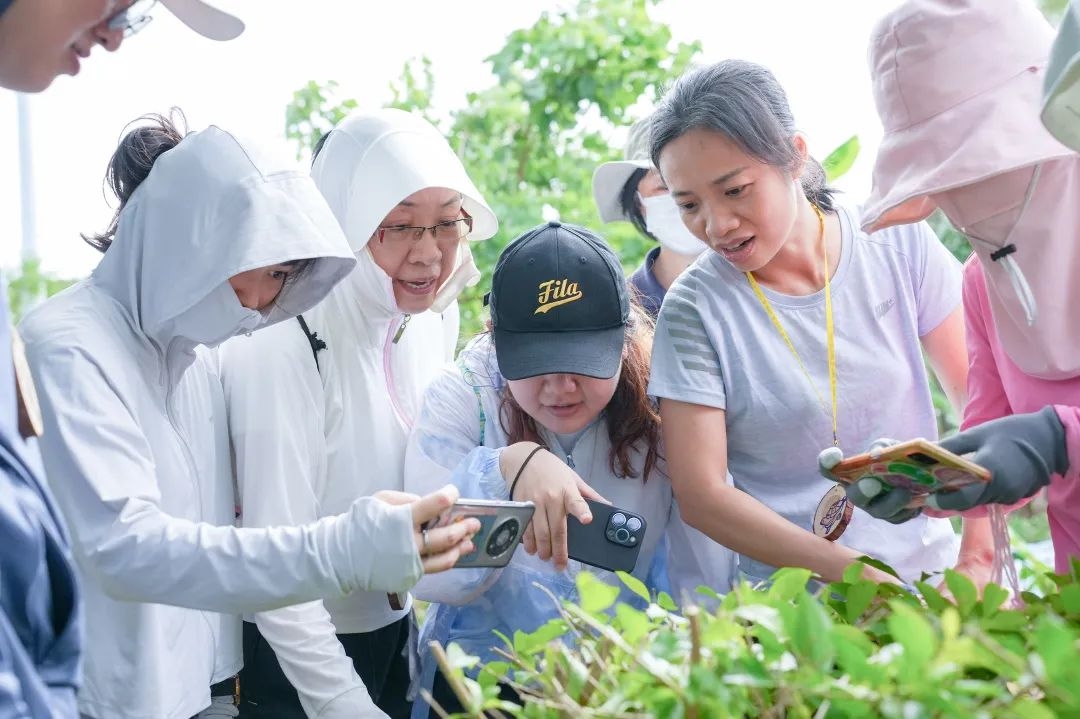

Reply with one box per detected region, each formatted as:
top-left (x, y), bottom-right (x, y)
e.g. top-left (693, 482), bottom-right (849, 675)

top-left (374, 486), bottom-right (481, 574)
top-left (499, 442), bottom-right (609, 570)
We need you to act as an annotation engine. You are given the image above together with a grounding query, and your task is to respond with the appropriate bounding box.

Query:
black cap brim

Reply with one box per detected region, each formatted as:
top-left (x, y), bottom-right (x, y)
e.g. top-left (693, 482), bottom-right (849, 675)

top-left (493, 325), bottom-right (626, 381)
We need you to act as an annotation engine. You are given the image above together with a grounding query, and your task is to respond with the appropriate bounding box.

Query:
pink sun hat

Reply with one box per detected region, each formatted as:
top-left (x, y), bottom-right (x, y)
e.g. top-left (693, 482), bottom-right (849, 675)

top-left (861, 0), bottom-right (1071, 234)
top-left (862, 0), bottom-right (1080, 381)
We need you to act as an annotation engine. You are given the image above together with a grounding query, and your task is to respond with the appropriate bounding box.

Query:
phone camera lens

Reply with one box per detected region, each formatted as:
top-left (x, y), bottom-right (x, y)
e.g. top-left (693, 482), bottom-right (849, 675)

top-left (626, 517), bottom-right (642, 532)
top-left (610, 513), bottom-right (627, 527)
top-left (486, 518), bottom-right (520, 558)
top-left (615, 527), bottom-right (630, 543)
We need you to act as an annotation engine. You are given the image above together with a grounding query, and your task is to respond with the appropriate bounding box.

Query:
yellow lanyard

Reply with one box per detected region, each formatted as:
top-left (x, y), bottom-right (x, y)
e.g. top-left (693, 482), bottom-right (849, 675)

top-left (746, 205), bottom-right (838, 447)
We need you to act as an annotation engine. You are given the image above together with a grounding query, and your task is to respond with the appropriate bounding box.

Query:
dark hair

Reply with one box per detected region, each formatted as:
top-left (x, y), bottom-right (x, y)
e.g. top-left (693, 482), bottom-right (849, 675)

top-left (649, 60), bottom-right (837, 212)
top-left (618, 167), bottom-right (656, 241)
top-left (497, 301), bottom-right (663, 482)
top-left (82, 109), bottom-right (188, 253)
top-left (311, 130), bottom-right (332, 166)
top-left (281, 258), bottom-right (316, 288)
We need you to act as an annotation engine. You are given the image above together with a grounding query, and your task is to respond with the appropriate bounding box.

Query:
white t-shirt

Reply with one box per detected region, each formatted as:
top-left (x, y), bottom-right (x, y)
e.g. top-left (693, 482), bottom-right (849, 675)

top-left (648, 204), bottom-right (962, 583)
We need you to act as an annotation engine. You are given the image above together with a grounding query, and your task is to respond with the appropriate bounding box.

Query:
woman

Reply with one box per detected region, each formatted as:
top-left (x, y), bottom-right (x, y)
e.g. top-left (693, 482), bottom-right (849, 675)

top-left (592, 116), bottom-right (706, 318)
top-left (839, 0), bottom-right (1080, 575)
top-left (644, 59), bottom-right (995, 587)
top-left (0, 0), bottom-right (242, 92)
top-left (0, 2), bottom-right (242, 713)
top-left (20, 113), bottom-right (477, 719)
top-left (404, 220), bottom-right (734, 717)
top-left (220, 108), bottom-right (499, 719)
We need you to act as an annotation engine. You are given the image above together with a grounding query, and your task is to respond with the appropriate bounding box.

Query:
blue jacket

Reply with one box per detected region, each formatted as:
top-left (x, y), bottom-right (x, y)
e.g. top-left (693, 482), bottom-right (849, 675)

top-left (0, 283), bottom-right (81, 718)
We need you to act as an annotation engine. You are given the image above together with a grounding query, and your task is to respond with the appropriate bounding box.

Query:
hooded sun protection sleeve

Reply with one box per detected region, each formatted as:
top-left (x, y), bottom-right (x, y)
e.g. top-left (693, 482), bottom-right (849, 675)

top-left (221, 324), bottom-right (385, 718)
top-left (28, 339), bottom-right (423, 613)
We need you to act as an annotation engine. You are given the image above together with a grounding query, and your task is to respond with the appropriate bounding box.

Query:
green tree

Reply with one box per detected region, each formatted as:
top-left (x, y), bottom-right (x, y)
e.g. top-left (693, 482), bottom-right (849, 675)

top-left (1039, 0), bottom-right (1069, 24)
top-left (5, 258), bottom-right (77, 324)
top-left (284, 0), bottom-right (700, 336)
top-left (284, 80), bottom-right (358, 163)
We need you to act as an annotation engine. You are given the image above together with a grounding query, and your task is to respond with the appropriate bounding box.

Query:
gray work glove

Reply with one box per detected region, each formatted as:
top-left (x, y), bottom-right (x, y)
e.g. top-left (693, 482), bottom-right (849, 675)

top-left (930, 406), bottom-right (1068, 512)
top-left (818, 441), bottom-right (921, 524)
top-left (818, 407), bottom-right (1068, 522)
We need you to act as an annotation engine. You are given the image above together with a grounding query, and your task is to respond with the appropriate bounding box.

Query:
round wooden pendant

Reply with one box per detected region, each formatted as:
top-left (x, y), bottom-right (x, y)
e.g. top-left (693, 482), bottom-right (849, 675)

top-left (813, 484), bottom-right (852, 541)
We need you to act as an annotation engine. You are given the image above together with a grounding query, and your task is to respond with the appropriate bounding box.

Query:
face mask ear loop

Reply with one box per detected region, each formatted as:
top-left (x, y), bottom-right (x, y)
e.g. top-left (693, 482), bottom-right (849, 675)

top-left (968, 164), bottom-right (1042, 326)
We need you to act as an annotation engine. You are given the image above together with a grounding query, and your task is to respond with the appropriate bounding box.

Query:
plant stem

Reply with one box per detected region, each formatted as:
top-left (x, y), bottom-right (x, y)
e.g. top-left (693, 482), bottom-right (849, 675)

top-left (429, 641), bottom-right (487, 719)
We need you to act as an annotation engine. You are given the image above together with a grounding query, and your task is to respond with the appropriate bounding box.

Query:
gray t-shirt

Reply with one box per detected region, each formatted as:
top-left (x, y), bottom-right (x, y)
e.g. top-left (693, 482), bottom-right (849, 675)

top-left (648, 205), bottom-right (961, 583)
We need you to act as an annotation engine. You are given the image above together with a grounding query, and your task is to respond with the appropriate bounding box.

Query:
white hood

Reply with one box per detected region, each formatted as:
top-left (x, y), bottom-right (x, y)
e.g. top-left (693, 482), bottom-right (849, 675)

top-left (216, 112), bottom-right (497, 675)
top-left (92, 125), bottom-right (356, 352)
top-left (310, 108), bottom-right (497, 315)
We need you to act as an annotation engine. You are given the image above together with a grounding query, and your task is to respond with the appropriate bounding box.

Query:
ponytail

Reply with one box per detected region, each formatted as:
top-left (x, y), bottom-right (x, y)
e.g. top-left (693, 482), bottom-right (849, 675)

top-left (82, 108), bottom-right (187, 253)
top-left (800, 156), bottom-right (836, 213)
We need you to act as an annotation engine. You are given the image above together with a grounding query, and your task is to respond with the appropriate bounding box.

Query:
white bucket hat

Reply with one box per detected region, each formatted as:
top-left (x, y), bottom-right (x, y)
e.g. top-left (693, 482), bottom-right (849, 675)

top-left (592, 117), bottom-right (654, 223)
top-left (1042, 0), bottom-right (1080, 150)
top-left (161, 0), bottom-right (245, 41)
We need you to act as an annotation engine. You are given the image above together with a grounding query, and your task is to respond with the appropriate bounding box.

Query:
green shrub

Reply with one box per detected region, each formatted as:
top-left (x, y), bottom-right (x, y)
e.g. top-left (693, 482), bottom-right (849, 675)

top-left (428, 561), bottom-right (1080, 718)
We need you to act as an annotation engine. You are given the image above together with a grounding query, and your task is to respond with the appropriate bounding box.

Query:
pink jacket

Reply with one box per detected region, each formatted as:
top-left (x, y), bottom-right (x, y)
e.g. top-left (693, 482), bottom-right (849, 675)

top-left (961, 257), bottom-right (1080, 573)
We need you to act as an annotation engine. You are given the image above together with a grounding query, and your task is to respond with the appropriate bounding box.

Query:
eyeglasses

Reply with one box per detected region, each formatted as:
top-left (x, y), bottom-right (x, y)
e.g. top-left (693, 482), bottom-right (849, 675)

top-left (107, 0), bottom-right (159, 38)
top-left (376, 213), bottom-right (474, 247)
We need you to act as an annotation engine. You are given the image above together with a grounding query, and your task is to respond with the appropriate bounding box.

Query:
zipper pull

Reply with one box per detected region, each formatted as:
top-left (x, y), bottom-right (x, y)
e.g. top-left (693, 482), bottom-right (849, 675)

top-left (566, 452), bottom-right (575, 469)
top-left (392, 314), bottom-right (412, 344)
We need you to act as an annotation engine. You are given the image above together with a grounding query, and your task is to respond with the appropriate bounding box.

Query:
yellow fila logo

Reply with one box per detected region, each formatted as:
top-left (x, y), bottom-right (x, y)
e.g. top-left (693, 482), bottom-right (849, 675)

top-left (535, 278), bottom-right (583, 314)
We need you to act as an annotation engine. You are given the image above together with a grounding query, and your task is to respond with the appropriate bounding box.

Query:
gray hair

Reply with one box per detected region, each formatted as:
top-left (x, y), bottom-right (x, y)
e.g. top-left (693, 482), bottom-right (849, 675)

top-left (649, 59), bottom-right (836, 212)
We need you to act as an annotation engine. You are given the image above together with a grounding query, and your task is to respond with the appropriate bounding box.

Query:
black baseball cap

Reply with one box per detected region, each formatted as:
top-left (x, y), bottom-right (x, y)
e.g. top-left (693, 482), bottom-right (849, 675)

top-left (489, 221), bottom-right (630, 381)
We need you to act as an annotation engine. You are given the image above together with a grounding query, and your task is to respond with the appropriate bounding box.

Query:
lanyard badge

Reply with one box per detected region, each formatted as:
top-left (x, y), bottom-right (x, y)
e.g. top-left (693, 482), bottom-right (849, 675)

top-left (746, 205), bottom-right (850, 540)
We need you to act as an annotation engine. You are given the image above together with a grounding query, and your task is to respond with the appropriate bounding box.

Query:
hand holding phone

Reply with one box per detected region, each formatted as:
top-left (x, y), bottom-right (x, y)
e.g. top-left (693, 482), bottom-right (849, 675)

top-left (820, 438), bottom-right (990, 510)
top-left (375, 486), bottom-right (481, 574)
top-left (424, 499), bottom-right (536, 568)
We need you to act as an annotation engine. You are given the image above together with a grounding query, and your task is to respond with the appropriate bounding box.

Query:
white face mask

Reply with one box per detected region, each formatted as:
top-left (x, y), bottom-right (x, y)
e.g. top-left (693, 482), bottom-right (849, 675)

top-left (638, 193), bottom-right (707, 257)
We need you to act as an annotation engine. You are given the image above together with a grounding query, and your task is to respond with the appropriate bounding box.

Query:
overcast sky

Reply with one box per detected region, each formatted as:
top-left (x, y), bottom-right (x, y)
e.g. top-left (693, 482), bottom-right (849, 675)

top-left (0, 0), bottom-right (905, 279)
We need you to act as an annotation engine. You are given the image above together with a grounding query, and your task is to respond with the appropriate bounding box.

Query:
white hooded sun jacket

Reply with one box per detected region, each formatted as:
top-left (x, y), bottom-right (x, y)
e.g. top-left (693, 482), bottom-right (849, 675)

top-left (219, 109), bottom-right (497, 718)
top-left (20, 126), bottom-right (429, 719)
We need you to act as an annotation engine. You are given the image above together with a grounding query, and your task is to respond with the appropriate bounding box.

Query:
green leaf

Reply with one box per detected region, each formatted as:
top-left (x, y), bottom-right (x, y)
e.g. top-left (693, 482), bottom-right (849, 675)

top-left (831, 625), bottom-right (873, 678)
top-left (981, 611), bottom-right (1028, 633)
top-left (886, 601), bottom-right (938, 674)
top-left (940, 606), bottom-right (961, 642)
top-left (944, 569), bottom-right (978, 617)
top-left (577, 571), bottom-right (621, 614)
top-left (1060, 583), bottom-right (1080, 615)
top-left (855, 555), bottom-right (902, 581)
top-left (445, 642), bottom-right (481, 671)
top-left (733, 604), bottom-right (783, 637)
top-left (616, 570), bottom-right (651, 603)
top-left (478, 661), bottom-right (510, 689)
top-left (845, 580), bottom-right (879, 623)
top-left (512, 619), bottom-right (568, 655)
top-left (767, 567), bottom-right (814, 602)
top-left (788, 594), bottom-right (834, 670)
top-left (980, 583), bottom-right (1011, 614)
top-left (915, 580), bottom-right (950, 613)
top-left (1011, 699), bottom-right (1058, 719)
top-left (615, 603), bottom-right (651, 644)
top-left (1034, 613), bottom-right (1076, 676)
top-left (822, 135), bottom-right (860, 182)
top-left (656, 591), bottom-right (678, 612)
top-left (843, 560), bottom-right (870, 585)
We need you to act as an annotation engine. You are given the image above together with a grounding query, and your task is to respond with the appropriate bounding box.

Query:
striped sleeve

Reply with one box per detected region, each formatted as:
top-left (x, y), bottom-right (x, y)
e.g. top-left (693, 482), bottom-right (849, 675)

top-left (647, 271), bottom-right (727, 409)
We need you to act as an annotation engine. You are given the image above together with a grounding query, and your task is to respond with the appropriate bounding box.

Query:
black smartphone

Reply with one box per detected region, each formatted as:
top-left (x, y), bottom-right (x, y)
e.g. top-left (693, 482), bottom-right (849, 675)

top-left (427, 499), bottom-right (536, 569)
top-left (566, 499), bottom-right (647, 573)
